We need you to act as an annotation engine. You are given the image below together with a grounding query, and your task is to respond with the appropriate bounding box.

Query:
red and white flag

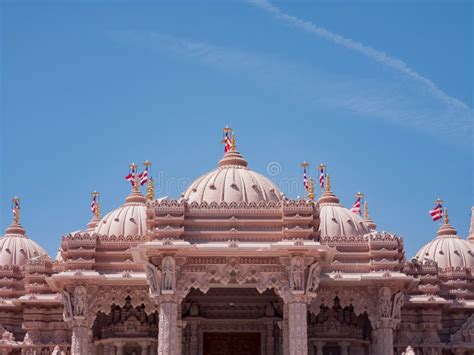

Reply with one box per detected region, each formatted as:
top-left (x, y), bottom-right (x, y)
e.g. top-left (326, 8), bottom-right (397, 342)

top-left (223, 132), bottom-right (232, 153)
top-left (350, 196), bottom-right (362, 214)
top-left (139, 167), bottom-right (148, 186)
top-left (125, 167), bottom-right (136, 186)
top-left (90, 195), bottom-right (97, 214)
top-left (429, 203), bottom-right (443, 221)
top-left (303, 166), bottom-right (309, 190)
top-left (319, 167), bottom-right (325, 188)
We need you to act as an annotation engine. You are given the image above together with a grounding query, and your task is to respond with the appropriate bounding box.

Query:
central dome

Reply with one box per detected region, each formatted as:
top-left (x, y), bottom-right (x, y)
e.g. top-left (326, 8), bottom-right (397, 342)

top-left (183, 149), bottom-right (282, 204)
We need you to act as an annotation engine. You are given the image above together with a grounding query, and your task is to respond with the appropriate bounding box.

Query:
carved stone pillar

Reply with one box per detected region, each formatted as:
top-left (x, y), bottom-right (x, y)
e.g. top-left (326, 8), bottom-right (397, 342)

top-left (340, 341), bottom-right (350, 355)
top-left (189, 322), bottom-right (198, 355)
top-left (288, 300), bottom-right (308, 355)
top-left (282, 303), bottom-right (289, 355)
top-left (315, 340), bottom-right (325, 355)
top-left (158, 300), bottom-right (179, 355)
top-left (71, 324), bottom-right (93, 355)
top-left (372, 319), bottom-right (399, 355)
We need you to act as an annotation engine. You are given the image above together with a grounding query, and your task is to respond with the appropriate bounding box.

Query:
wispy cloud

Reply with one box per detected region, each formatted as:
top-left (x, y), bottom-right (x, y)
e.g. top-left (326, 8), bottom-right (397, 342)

top-left (246, 0), bottom-right (472, 113)
top-left (108, 31), bottom-right (472, 147)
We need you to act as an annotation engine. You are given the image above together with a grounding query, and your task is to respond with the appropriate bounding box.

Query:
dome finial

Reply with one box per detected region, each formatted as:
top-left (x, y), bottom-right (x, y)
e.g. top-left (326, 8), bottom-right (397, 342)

top-left (230, 133), bottom-right (236, 151)
top-left (444, 207), bottom-right (449, 224)
top-left (364, 201), bottom-right (369, 219)
top-left (468, 206), bottom-right (474, 243)
top-left (325, 174), bottom-right (331, 192)
top-left (308, 177), bottom-right (315, 201)
top-left (147, 177), bottom-right (155, 200)
top-left (12, 196), bottom-right (20, 224)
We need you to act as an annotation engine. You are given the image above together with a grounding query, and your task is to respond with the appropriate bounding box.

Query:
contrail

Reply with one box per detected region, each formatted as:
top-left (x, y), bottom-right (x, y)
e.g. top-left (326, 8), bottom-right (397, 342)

top-left (246, 0), bottom-right (472, 112)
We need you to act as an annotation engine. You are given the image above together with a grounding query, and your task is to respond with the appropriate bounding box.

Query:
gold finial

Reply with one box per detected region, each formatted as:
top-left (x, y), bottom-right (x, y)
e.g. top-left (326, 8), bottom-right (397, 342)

top-left (92, 191), bottom-right (100, 218)
top-left (325, 174), bottom-right (331, 192)
top-left (356, 192), bottom-right (364, 199)
top-left (444, 207), bottom-right (449, 224)
top-left (230, 133), bottom-right (236, 151)
top-left (223, 125), bottom-right (232, 133)
top-left (435, 197), bottom-right (443, 205)
top-left (144, 160), bottom-right (152, 169)
top-left (12, 196), bottom-right (20, 224)
top-left (308, 177), bottom-right (315, 201)
top-left (301, 161), bottom-right (309, 168)
top-left (318, 163), bottom-right (326, 169)
top-left (147, 177), bottom-right (155, 200)
top-left (129, 162), bottom-right (137, 171)
top-left (364, 201), bottom-right (369, 219)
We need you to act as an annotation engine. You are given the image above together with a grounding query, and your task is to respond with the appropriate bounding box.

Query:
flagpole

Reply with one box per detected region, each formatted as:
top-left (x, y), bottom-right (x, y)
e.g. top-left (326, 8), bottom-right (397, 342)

top-left (301, 161), bottom-right (309, 198)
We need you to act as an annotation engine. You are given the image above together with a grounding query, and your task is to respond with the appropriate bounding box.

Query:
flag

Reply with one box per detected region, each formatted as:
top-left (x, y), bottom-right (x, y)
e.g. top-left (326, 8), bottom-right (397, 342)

top-left (224, 132), bottom-right (232, 153)
top-left (350, 196), bottom-right (362, 214)
top-left (429, 203), bottom-right (443, 221)
top-left (125, 166), bottom-right (136, 186)
top-left (90, 195), bottom-right (97, 214)
top-left (303, 166), bottom-right (309, 190)
top-left (139, 167), bottom-right (148, 186)
top-left (319, 167), bottom-right (325, 188)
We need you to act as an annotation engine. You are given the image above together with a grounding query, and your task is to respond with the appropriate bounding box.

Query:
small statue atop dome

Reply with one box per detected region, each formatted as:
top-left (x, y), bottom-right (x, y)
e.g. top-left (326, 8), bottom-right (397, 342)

top-left (11, 196), bottom-right (20, 224)
top-left (91, 191), bottom-right (100, 218)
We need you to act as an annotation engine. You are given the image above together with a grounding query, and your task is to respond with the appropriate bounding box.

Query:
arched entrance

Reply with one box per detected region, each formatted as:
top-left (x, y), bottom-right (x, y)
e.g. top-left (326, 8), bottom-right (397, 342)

top-left (182, 288), bottom-right (283, 355)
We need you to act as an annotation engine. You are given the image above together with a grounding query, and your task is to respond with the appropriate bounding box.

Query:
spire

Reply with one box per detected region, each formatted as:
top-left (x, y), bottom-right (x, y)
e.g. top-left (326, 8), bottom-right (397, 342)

top-left (436, 206), bottom-right (457, 237)
top-left (5, 196), bottom-right (26, 236)
top-left (468, 206), bottom-right (474, 243)
top-left (363, 201), bottom-right (377, 231)
top-left (308, 177), bottom-right (315, 201)
top-left (125, 162), bottom-right (146, 204)
top-left (218, 129), bottom-right (248, 167)
top-left (147, 177), bottom-right (155, 200)
top-left (317, 173), bottom-right (340, 204)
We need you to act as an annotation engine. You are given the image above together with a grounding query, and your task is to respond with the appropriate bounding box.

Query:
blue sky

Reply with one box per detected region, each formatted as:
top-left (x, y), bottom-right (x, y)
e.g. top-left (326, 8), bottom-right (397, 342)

top-left (1, 0), bottom-right (472, 258)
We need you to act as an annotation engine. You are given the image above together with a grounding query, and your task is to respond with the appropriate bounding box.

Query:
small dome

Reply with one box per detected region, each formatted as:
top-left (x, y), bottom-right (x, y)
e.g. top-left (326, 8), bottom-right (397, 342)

top-left (183, 149), bottom-right (282, 204)
top-left (0, 223), bottom-right (48, 267)
top-left (415, 219), bottom-right (474, 269)
top-left (317, 180), bottom-right (370, 238)
top-left (94, 190), bottom-right (147, 237)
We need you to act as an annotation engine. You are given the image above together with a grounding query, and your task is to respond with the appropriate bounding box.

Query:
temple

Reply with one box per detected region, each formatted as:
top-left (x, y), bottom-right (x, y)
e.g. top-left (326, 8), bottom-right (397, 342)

top-left (0, 132), bottom-right (472, 355)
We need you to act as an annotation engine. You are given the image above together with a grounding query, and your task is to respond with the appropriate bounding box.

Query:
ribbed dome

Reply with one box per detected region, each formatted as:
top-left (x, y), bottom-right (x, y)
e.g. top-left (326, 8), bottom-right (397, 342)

top-left (415, 221), bottom-right (474, 269)
top-left (0, 223), bottom-right (48, 266)
top-left (94, 190), bottom-right (147, 237)
top-left (317, 184), bottom-right (370, 238)
top-left (183, 149), bottom-right (282, 204)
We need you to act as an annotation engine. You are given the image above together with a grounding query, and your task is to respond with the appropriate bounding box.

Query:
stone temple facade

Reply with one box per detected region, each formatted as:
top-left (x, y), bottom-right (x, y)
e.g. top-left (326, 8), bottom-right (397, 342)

top-left (0, 140), bottom-right (473, 355)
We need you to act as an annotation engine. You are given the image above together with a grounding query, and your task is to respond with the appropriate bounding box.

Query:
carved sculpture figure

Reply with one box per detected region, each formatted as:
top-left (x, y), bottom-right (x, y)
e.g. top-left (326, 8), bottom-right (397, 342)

top-left (162, 256), bottom-right (175, 291)
top-left (379, 286), bottom-right (392, 318)
top-left (291, 255), bottom-right (304, 291)
top-left (145, 262), bottom-right (161, 294)
top-left (73, 285), bottom-right (87, 316)
top-left (62, 290), bottom-right (73, 319)
top-left (306, 262), bottom-right (321, 293)
top-left (402, 345), bottom-right (415, 355)
top-left (392, 291), bottom-right (404, 319)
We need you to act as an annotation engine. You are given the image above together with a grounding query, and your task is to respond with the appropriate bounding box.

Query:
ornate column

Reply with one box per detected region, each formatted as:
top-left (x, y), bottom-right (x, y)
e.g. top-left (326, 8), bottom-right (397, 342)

top-left (314, 340), bottom-right (325, 355)
top-left (158, 299), bottom-right (179, 355)
top-left (265, 321), bottom-right (274, 355)
top-left (62, 285), bottom-right (95, 355)
top-left (340, 341), bottom-right (350, 355)
top-left (369, 287), bottom-right (403, 355)
top-left (189, 322), bottom-right (199, 355)
top-left (288, 299), bottom-right (308, 355)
